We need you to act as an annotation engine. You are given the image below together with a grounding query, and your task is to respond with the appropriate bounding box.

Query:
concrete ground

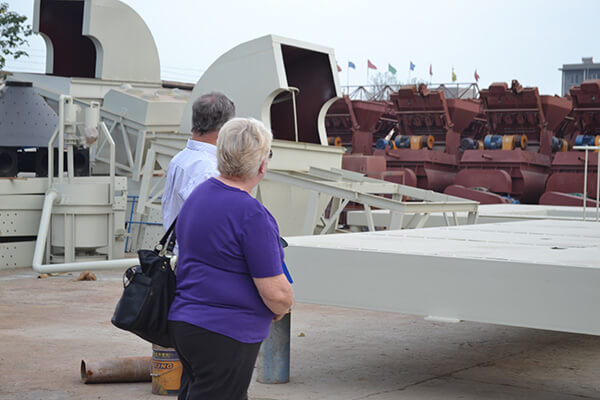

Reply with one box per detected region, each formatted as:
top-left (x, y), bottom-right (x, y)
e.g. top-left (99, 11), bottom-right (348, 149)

top-left (1, 268), bottom-right (599, 400)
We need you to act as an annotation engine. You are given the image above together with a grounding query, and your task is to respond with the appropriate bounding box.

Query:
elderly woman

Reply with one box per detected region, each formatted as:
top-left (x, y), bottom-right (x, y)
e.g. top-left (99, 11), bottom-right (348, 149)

top-left (168, 118), bottom-right (294, 400)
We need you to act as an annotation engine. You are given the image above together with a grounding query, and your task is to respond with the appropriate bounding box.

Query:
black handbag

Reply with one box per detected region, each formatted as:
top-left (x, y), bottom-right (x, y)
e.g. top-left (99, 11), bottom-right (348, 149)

top-left (111, 218), bottom-right (177, 347)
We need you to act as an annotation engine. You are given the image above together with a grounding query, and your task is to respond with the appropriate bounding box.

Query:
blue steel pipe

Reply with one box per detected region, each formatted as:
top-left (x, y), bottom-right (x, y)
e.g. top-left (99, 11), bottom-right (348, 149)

top-left (257, 313), bottom-right (291, 384)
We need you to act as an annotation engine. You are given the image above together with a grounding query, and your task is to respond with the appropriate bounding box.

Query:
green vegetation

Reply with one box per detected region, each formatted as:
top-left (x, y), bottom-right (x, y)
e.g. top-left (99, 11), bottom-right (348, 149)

top-left (0, 2), bottom-right (33, 70)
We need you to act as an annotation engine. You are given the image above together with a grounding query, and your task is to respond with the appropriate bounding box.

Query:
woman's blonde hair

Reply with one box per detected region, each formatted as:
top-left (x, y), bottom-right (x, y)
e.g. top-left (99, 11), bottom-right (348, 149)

top-left (217, 118), bottom-right (272, 179)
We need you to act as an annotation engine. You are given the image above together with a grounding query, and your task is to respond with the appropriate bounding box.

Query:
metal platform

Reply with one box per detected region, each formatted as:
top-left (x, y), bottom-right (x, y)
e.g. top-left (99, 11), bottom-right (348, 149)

top-left (284, 219), bottom-right (600, 335)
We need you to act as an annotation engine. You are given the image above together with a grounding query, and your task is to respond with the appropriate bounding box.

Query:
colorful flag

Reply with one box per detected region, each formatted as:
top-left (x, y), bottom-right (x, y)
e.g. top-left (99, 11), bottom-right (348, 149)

top-left (452, 68), bottom-right (457, 82)
top-left (348, 61), bottom-right (356, 70)
top-left (409, 61), bottom-right (415, 71)
top-left (367, 60), bottom-right (377, 70)
top-left (474, 69), bottom-right (480, 82)
top-left (337, 64), bottom-right (342, 72)
top-left (388, 64), bottom-right (397, 75)
top-left (429, 64), bottom-right (433, 76)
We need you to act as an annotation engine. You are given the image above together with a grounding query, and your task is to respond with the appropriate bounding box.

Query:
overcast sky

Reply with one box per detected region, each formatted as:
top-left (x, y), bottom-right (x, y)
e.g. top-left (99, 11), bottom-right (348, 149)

top-left (5, 0), bottom-right (598, 95)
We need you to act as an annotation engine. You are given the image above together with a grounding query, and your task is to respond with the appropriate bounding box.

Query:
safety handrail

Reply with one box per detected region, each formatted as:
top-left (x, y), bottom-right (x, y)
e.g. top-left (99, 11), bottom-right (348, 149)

top-left (572, 145), bottom-right (600, 221)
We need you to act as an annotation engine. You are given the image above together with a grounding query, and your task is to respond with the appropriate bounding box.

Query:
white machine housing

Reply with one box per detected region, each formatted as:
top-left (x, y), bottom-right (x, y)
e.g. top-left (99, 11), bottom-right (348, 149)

top-left (179, 35), bottom-right (341, 146)
top-left (93, 86), bottom-right (191, 179)
top-left (13, 0), bottom-right (162, 106)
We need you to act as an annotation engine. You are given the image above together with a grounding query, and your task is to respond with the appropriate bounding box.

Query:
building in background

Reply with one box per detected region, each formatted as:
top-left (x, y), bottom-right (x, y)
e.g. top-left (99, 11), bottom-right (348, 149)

top-left (560, 57), bottom-right (600, 95)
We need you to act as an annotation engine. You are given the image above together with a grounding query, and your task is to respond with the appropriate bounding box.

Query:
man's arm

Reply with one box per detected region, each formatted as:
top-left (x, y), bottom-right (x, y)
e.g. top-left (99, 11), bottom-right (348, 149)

top-left (161, 166), bottom-right (184, 256)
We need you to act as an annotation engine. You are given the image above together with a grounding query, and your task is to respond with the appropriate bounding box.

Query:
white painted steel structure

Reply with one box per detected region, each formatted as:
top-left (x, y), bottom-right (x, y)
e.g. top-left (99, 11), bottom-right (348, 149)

top-left (135, 153), bottom-right (477, 244)
top-left (179, 34), bottom-right (341, 145)
top-left (0, 95), bottom-right (132, 272)
top-left (346, 203), bottom-right (600, 229)
top-left (33, 0), bottom-right (161, 83)
top-left (33, 95), bottom-right (129, 269)
top-left (131, 34), bottom-right (347, 246)
top-left (9, 73), bottom-right (162, 110)
top-left (32, 185), bottom-right (136, 274)
top-left (0, 179), bottom-right (45, 268)
top-left (93, 87), bottom-right (190, 180)
top-left (4, 81), bottom-right (190, 182)
top-left (135, 140), bottom-right (183, 218)
top-left (284, 219), bottom-right (600, 335)
top-left (0, 174), bottom-right (132, 271)
top-left (261, 167), bottom-right (479, 235)
top-left (133, 140), bottom-right (348, 247)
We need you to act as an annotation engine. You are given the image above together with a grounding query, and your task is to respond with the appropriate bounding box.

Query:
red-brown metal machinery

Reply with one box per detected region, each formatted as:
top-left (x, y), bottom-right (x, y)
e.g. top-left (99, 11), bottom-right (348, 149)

top-left (540, 80), bottom-right (600, 206)
top-left (325, 96), bottom-right (399, 179)
top-left (324, 96), bottom-right (394, 154)
top-left (445, 80), bottom-right (572, 204)
top-left (372, 84), bottom-right (481, 191)
top-left (324, 96), bottom-right (356, 149)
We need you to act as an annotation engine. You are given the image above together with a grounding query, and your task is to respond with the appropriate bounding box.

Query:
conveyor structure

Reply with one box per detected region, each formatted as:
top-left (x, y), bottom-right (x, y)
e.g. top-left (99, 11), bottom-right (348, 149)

top-left (136, 151), bottom-right (478, 245)
top-left (91, 86), bottom-right (190, 179)
top-left (345, 203), bottom-right (599, 229)
top-left (260, 167), bottom-right (479, 235)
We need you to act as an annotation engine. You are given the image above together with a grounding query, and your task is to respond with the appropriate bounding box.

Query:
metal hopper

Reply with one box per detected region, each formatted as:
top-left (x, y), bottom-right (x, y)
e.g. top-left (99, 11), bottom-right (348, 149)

top-left (372, 84), bottom-right (481, 191)
top-left (541, 80), bottom-right (600, 206)
top-left (447, 80), bottom-right (572, 204)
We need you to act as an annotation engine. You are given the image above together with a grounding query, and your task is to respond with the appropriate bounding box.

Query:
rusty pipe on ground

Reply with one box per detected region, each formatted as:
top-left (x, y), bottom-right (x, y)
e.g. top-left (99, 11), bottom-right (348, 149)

top-left (81, 357), bottom-right (151, 383)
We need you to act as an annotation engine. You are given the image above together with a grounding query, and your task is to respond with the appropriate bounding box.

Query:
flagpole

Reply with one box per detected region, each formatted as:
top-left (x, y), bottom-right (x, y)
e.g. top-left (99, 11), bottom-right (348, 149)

top-left (347, 66), bottom-right (349, 94)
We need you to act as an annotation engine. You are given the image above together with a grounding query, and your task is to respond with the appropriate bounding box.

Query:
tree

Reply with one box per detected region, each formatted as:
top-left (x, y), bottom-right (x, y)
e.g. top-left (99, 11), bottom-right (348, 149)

top-left (368, 71), bottom-right (402, 101)
top-left (0, 2), bottom-right (33, 71)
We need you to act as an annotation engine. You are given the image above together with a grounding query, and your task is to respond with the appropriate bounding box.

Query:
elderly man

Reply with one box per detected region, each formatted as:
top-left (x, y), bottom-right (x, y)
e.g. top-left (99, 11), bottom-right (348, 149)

top-left (161, 92), bottom-right (235, 231)
top-left (160, 92), bottom-right (234, 399)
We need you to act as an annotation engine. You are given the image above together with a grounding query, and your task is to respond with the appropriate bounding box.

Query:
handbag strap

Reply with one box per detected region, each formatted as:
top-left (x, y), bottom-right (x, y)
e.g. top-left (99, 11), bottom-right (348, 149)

top-left (165, 221), bottom-right (177, 253)
top-left (156, 217), bottom-right (177, 254)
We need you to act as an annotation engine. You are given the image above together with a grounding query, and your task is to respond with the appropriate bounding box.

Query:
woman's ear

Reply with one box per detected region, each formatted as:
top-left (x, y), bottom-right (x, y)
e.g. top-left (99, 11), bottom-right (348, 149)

top-left (258, 159), bottom-right (267, 175)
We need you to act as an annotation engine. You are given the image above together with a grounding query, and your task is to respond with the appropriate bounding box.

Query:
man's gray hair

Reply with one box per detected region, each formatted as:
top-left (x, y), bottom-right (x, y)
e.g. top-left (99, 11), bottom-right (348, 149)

top-left (191, 92), bottom-right (235, 135)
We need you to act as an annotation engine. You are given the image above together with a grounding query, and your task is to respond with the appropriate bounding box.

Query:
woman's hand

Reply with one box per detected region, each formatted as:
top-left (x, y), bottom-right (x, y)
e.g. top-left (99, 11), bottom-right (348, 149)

top-left (272, 304), bottom-right (293, 321)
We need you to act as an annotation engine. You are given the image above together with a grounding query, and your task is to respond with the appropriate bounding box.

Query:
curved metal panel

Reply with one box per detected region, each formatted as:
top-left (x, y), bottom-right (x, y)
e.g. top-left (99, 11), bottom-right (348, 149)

top-left (82, 0), bottom-right (160, 82)
top-left (179, 35), bottom-right (340, 145)
top-left (33, 0), bottom-right (160, 83)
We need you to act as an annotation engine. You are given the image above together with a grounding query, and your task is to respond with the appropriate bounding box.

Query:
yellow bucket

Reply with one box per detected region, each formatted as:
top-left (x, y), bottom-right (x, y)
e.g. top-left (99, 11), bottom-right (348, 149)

top-left (151, 345), bottom-right (182, 396)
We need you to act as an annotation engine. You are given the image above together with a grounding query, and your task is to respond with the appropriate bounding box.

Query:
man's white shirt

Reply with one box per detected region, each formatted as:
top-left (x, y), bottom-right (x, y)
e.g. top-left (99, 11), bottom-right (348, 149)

top-left (161, 139), bottom-right (219, 232)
